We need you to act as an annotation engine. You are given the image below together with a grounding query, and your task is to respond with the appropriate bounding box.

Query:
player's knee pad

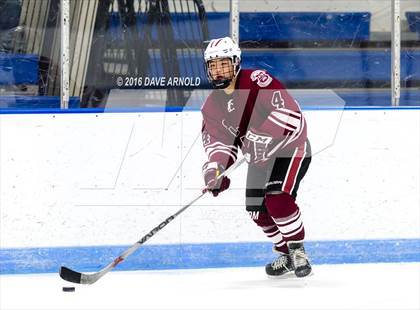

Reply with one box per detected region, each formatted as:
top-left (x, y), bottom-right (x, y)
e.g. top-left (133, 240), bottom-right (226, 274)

top-left (265, 191), bottom-right (298, 219)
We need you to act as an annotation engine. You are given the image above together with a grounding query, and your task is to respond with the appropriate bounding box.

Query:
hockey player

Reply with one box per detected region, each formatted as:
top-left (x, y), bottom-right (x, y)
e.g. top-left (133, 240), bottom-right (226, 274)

top-left (201, 37), bottom-right (312, 278)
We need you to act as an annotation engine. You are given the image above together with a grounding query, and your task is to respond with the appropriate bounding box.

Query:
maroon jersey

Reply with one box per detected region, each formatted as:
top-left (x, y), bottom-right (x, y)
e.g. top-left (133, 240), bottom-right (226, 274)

top-left (201, 69), bottom-right (307, 168)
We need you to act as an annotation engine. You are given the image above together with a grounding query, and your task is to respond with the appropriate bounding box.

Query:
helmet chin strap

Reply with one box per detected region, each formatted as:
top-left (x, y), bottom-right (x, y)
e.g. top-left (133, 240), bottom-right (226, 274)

top-left (211, 78), bottom-right (232, 89)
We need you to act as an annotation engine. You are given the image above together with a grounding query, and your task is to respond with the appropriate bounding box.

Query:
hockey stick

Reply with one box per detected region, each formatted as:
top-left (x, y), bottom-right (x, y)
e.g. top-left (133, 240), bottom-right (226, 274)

top-left (59, 157), bottom-right (246, 285)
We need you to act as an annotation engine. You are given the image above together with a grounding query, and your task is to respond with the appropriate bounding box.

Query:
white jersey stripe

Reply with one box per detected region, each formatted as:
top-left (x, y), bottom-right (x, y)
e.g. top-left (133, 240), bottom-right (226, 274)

top-left (267, 229), bottom-right (281, 238)
top-left (208, 148), bottom-right (237, 158)
top-left (275, 240), bottom-right (287, 248)
top-left (206, 146), bottom-right (238, 157)
top-left (276, 215), bottom-right (302, 235)
top-left (205, 143), bottom-right (238, 152)
top-left (268, 116), bottom-right (296, 131)
top-left (270, 111), bottom-right (301, 128)
top-left (267, 230), bottom-right (284, 244)
top-left (262, 225), bottom-right (277, 232)
top-left (286, 119), bottom-right (305, 145)
top-left (205, 141), bottom-right (238, 151)
top-left (273, 210), bottom-right (301, 226)
top-left (281, 224), bottom-right (304, 238)
top-left (279, 107), bottom-right (302, 119)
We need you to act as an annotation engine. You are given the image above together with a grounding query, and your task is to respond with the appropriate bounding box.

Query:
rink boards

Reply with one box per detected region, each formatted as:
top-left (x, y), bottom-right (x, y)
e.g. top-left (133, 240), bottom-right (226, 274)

top-left (0, 107), bottom-right (419, 274)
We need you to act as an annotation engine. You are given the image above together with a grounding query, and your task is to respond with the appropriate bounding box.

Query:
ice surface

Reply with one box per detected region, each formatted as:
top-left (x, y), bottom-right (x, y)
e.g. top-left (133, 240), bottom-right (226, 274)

top-left (1, 262), bottom-right (419, 310)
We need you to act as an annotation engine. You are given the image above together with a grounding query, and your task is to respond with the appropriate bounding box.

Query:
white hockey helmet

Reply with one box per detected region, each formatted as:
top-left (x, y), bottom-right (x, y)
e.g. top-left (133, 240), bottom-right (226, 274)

top-left (204, 37), bottom-right (241, 89)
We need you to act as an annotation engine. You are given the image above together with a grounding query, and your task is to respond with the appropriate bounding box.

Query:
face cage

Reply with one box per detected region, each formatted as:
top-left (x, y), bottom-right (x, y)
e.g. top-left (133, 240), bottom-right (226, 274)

top-left (205, 56), bottom-right (241, 89)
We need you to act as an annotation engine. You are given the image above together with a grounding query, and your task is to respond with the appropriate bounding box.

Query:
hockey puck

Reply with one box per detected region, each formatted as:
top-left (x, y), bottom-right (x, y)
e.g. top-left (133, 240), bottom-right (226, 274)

top-left (62, 286), bottom-right (75, 292)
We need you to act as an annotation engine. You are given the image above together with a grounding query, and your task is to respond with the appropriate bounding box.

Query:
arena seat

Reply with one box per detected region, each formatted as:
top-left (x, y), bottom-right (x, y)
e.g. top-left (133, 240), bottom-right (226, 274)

top-left (0, 96), bottom-right (80, 109)
top-left (406, 12), bottom-right (420, 39)
top-left (108, 11), bottom-right (371, 43)
top-left (2, 49), bottom-right (417, 91)
top-left (0, 53), bottom-right (39, 85)
top-left (241, 49), bottom-right (420, 85)
top-left (148, 49), bottom-right (420, 87)
top-left (239, 12), bottom-right (371, 42)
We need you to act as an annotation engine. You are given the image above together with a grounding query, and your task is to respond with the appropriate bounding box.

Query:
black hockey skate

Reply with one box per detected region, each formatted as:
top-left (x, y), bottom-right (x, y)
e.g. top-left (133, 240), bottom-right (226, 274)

top-left (287, 241), bottom-right (312, 277)
top-left (265, 252), bottom-right (294, 277)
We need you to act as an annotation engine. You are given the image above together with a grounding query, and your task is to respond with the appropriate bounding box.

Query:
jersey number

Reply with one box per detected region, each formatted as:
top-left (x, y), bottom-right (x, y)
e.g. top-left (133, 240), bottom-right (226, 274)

top-left (202, 132), bottom-right (211, 146)
top-left (271, 91), bottom-right (285, 109)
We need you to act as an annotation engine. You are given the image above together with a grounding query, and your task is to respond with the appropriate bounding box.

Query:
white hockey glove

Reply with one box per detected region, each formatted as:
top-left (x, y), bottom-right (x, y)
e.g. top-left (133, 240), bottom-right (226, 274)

top-left (242, 128), bottom-right (273, 166)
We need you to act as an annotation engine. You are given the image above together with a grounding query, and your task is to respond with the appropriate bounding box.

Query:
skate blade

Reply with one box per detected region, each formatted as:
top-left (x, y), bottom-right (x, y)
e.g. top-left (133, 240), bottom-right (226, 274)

top-left (267, 270), bottom-right (314, 280)
top-left (267, 271), bottom-right (296, 279)
top-left (296, 270), bottom-right (315, 278)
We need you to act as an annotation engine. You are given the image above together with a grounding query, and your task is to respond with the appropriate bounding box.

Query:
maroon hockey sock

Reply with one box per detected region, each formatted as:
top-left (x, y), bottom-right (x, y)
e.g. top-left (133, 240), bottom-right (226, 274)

top-left (265, 193), bottom-right (305, 242)
top-left (250, 211), bottom-right (288, 253)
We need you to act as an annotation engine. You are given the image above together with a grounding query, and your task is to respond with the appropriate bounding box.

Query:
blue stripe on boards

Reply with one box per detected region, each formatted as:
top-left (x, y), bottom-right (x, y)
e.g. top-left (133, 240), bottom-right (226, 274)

top-left (0, 105), bottom-right (420, 115)
top-left (0, 106), bottom-right (193, 114)
top-left (0, 239), bottom-right (419, 275)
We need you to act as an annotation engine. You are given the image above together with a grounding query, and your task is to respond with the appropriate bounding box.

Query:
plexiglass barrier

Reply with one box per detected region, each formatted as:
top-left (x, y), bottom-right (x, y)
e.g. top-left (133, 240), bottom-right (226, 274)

top-left (0, 0), bottom-right (419, 110)
top-left (0, 0), bottom-right (67, 109)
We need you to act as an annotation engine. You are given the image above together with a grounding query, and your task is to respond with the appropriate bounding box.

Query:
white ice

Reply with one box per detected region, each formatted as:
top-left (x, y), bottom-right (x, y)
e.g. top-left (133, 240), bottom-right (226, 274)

top-left (1, 262), bottom-right (419, 310)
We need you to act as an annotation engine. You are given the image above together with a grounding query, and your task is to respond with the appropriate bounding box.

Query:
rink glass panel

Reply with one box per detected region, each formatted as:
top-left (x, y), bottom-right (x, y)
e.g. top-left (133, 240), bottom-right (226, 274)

top-left (71, 0), bottom-right (210, 109)
top-left (238, 0), bottom-right (418, 107)
top-left (0, 0), bottom-right (64, 109)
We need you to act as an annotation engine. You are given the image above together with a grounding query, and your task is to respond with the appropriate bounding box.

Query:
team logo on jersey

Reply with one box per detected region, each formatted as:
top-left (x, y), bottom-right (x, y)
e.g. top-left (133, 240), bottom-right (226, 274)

top-left (227, 99), bottom-right (235, 112)
top-left (222, 119), bottom-right (240, 137)
top-left (250, 70), bottom-right (272, 87)
top-left (271, 91), bottom-right (285, 110)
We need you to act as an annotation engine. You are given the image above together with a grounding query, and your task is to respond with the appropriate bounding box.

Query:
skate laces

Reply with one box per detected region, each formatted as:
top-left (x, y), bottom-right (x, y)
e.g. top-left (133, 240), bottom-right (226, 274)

top-left (271, 255), bottom-right (290, 271)
top-left (292, 248), bottom-right (309, 268)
